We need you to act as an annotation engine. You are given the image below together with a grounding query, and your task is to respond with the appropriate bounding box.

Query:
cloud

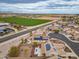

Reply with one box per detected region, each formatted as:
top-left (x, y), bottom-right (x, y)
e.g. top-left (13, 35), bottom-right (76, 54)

top-left (0, 0), bottom-right (47, 3)
top-left (0, 0), bottom-right (79, 14)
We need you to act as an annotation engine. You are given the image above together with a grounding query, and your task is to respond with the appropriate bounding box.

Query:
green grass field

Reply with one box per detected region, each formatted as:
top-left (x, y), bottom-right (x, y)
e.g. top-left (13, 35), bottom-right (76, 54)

top-left (0, 17), bottom-right (51, 26)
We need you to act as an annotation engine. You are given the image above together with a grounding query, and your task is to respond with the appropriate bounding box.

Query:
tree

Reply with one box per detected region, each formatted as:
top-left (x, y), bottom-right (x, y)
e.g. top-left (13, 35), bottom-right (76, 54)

top-left (20, 38), bottom-right (25, 44)
top-left (30, 31), bottom-right (32, 36)
top-left (20, 38), bottom-right (27, 45)
top-left (54, 29), bottom-right (60, 33)
top-left (42, 32), bottom-right (46, 37)
top-left (8, 46), bottom-right (20, 57)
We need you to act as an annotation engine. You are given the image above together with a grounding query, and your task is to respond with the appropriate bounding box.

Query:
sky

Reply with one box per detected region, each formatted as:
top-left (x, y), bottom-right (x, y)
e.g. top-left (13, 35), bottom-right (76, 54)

top-left (0, 0), bottom-right (79, 14)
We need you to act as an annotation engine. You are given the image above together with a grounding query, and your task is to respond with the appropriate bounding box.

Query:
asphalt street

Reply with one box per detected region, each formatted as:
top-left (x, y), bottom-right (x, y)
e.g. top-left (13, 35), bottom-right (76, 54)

top-left (48, 33), bottom-right (79, 57)
top-left (0, 22), bottom-right (52, 43)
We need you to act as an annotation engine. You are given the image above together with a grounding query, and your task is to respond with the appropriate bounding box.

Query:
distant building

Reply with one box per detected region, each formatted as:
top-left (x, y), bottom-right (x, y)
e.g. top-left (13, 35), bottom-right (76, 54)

top-left (0, 23), bottom-right (10, 32)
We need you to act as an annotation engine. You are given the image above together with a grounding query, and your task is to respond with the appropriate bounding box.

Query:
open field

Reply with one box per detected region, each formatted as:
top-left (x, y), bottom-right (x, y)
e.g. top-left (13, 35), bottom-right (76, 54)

top-left (0, 17), bottom-right (51, 26)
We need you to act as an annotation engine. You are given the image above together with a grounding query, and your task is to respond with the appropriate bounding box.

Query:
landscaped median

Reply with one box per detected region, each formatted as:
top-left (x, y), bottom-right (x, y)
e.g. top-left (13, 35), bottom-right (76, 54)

top-left (0, 17), bottom-right (51, 26)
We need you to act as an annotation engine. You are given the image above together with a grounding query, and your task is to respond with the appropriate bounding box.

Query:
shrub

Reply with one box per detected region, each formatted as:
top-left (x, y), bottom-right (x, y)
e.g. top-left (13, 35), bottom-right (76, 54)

top-left (33, 42), bottom-right (38, 47)
top-left (8, 46), bottom-right (20, 57)
top-left (24, 48), bottom-right (28, 56)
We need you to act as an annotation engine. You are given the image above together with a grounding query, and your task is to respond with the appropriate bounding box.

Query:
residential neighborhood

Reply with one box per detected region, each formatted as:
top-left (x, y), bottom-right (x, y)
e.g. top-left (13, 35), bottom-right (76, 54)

top-left (0, 0), bottom-right (79, 59)
top-left (0, 14), bottom-right (79, 59)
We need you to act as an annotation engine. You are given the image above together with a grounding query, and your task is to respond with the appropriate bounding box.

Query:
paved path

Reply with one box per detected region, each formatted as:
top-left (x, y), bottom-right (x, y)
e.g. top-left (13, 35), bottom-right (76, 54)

top-left (48, 33), bottom-right (79, 57)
